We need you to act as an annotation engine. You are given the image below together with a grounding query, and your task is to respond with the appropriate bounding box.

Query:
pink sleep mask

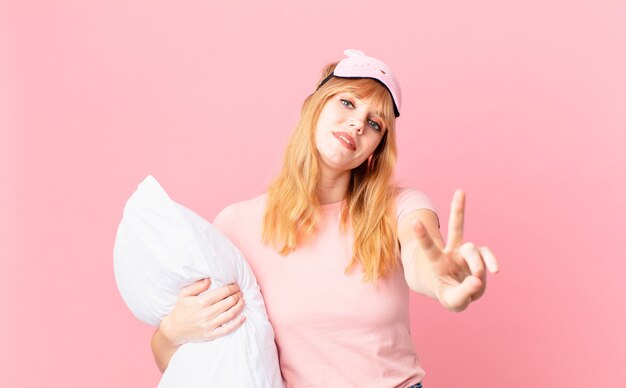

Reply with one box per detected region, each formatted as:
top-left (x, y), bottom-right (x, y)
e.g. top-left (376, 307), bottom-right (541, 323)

top-left (318, 49), bottom-right (402, 117)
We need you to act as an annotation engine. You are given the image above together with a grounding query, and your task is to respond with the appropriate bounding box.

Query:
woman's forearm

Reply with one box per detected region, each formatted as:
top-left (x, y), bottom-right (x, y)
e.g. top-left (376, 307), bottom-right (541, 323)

top-left (151, 327), bottom-right (180, 373)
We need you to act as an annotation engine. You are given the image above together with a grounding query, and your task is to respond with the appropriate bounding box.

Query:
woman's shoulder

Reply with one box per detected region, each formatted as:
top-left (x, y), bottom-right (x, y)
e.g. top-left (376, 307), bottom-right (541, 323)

top-left (213, 192), bottom-right (268, 226)
top-left (395, 186), bottom-right (437, 221)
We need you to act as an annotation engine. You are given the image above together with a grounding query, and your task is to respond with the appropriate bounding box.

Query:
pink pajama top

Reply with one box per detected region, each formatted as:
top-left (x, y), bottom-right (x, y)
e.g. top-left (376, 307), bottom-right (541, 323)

top-left (213, 188), bottom-right (436, 388)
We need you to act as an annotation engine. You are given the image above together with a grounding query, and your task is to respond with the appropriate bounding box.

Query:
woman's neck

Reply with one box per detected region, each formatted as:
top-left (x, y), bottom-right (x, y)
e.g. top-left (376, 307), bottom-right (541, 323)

top-left (317, 169), bottom-right (350, 205)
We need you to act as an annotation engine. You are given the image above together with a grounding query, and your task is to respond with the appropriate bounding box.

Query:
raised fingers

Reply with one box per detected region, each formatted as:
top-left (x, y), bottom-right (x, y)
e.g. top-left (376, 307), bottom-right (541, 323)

top-left (446, 190), bottom-right (465, 251)
top-left (479, 246), bottom-right (499, 274)
top-left (460, 242), bottom-right (485, 280)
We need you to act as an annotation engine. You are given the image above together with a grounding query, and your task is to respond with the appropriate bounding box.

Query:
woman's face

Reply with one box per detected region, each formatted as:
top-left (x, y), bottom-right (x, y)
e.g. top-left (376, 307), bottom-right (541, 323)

top-left (314, 91), bottom-right (387, 175)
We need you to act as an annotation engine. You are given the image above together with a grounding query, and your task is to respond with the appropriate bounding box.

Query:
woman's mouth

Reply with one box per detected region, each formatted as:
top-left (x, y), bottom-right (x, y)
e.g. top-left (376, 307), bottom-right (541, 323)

top-left (332, 132), bottom-right (356, 151)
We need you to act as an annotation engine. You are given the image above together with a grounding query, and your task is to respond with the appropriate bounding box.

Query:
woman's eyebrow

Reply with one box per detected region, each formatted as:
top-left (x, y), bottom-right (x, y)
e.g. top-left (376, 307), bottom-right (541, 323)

top-left (342, 91), bottom-right (360, 100)
top-left (369, 110), bottom-right (383, 119)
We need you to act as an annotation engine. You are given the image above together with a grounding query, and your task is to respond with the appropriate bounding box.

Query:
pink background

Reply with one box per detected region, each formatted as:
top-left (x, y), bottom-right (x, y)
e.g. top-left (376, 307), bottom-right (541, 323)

top-left (1, 0), bottom-right (625, 387)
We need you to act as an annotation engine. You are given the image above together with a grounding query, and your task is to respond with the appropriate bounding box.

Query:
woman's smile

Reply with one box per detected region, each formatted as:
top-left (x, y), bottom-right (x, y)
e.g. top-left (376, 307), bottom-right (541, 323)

top-left (332, 131), bottom-right (356, 151)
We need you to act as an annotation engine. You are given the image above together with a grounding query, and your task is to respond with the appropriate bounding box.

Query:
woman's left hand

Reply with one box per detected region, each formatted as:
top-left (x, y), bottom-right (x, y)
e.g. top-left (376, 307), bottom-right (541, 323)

top-left (412, 190), bottom-right (499, 312)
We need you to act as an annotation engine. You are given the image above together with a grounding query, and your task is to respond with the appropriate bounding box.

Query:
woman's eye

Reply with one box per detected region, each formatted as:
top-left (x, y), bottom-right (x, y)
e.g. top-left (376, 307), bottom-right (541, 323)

top-left (368, 119), bottom-right (381, 131)
top-left (340, 99), bottom-right (354, 108)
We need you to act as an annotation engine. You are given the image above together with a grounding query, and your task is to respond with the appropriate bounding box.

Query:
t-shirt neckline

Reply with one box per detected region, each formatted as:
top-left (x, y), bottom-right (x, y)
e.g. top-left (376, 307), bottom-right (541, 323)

top-left (320, 200), bottom-right (345, 211)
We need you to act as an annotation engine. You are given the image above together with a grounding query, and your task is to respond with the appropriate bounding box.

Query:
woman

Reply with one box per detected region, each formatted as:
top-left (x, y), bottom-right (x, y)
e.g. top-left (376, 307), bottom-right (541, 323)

top-left (151, 49), bottom-right (499, 388)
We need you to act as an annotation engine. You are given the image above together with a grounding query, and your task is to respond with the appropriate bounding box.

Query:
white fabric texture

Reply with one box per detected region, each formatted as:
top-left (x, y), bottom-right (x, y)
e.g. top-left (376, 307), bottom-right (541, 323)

top-left (113, 175), bottom-right (283, 388)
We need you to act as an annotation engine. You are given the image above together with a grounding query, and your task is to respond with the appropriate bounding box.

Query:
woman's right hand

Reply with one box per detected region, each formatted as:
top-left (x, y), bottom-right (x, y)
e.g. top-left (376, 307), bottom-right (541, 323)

top-left (159, 278), bottom-right (247, 346)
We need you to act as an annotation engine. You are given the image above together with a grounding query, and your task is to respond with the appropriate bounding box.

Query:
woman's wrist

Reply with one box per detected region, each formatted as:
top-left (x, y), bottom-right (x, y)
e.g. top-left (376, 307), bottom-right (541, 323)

top-left (158, 316), bottom-right (183, 347)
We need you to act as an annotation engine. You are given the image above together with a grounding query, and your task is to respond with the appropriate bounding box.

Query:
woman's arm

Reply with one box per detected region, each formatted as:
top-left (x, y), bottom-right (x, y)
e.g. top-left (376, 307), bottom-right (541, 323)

top-left (398, 190), bottom-right (499, 311)
top-left (398, 208), bottom-right (443, 299)
top-left (151, 327), bottom-right (180, 373)
top-left (151, 278), bottom-right (247, 372)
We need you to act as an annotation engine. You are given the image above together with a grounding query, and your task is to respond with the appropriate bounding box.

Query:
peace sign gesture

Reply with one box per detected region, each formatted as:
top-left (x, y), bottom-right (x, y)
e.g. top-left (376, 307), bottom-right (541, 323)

top-left (403, 190), bottom-right (499, 312)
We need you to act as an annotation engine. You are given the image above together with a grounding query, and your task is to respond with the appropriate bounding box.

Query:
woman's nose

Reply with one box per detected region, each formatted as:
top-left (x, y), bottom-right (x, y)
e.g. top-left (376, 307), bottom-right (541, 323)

top-left (348, 118), bottom-right (364, 135)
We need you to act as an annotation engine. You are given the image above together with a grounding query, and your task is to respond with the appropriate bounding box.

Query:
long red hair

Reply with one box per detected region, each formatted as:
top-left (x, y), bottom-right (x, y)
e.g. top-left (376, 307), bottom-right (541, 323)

top-left (262, 63), bottom-right (399, 281)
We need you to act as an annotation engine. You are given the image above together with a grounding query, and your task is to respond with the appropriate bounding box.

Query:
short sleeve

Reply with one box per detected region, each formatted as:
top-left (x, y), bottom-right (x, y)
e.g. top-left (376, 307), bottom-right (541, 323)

top-left (213, 204), bottom-right (237, 243)
top-left (395, 187), bottom-right (438, 225)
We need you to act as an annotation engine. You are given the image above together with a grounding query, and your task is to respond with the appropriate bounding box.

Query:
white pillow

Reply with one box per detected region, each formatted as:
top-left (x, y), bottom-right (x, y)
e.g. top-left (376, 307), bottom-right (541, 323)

top-left (113, 175), bottom-right (283, 388)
